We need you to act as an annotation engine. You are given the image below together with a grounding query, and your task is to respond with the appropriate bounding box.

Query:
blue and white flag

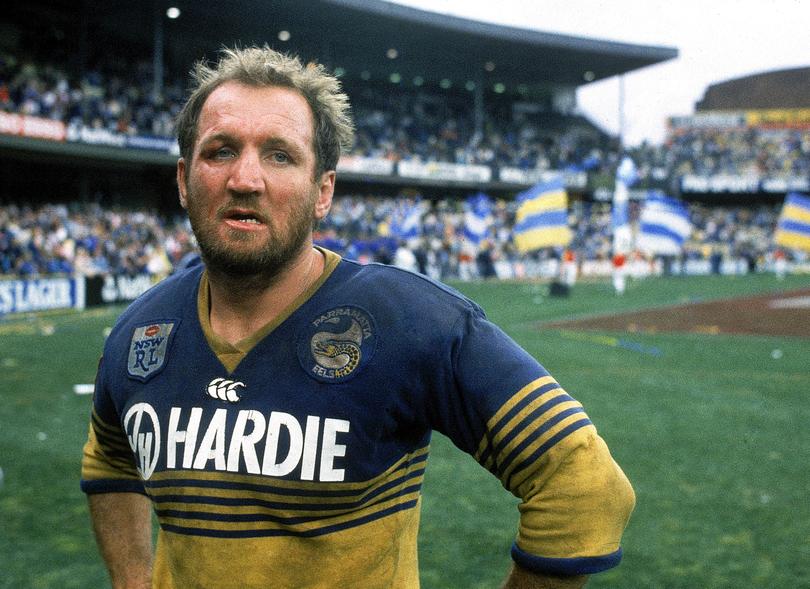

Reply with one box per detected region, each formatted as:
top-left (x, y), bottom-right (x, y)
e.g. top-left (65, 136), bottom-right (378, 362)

top-left (613, 156), bottom-right (638, 254)
top-left (463, 192), bottom-right (493, 245)
top-left (512, 177), bottom-right (571, 253)
top-left (636, 191), bottom-right (692, 256)
top-left (389, 199), bottom-right (422, 240)
top-left (774, 192), bottom-right (810, 252)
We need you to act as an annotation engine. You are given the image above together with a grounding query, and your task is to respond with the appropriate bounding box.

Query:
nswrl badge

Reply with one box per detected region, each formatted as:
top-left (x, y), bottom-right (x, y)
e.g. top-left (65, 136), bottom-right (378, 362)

top-left (127, 321), bottom-right (178, 381)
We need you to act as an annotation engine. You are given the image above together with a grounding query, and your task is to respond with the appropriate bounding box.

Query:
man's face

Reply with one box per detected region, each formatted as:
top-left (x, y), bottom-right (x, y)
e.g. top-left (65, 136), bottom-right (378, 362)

top-left (177, 81), bottom-right (335, 279)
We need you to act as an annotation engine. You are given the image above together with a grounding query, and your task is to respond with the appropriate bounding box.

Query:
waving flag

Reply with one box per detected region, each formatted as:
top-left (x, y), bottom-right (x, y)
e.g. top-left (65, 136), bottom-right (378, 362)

top-left (389, 199), bottom-right (423, 240)
top-left (512, 177), bottom-right (571, 253)
top-left (774, 192), bottom-right (810, 252)
top-left (636, 191), bottom-right (692, 256)
top-left (463, 192), bottom-right (493, 245)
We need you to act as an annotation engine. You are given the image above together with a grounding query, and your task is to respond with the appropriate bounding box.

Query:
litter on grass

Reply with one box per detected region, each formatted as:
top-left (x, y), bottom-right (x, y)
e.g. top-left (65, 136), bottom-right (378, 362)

top-left (73, 384), bottom-right (95, 395)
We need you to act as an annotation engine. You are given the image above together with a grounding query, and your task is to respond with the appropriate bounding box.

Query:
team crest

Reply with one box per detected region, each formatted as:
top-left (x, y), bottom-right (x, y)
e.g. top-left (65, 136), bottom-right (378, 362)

top-left (298, 306), bottom-right (376, 383)
top-left (127, 321), bottom-right (179, 382)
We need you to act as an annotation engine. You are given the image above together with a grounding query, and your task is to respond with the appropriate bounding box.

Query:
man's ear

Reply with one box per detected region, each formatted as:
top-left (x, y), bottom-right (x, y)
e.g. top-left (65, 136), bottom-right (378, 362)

top-left (177, 158), bottom-right (188, 210)
top-left (314, 170), bottom-right (336, 221)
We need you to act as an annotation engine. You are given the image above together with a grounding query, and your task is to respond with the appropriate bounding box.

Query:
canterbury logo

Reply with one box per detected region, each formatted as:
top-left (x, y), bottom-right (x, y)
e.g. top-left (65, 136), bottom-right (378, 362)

top-left (206, 378), bottom-right (245, 403)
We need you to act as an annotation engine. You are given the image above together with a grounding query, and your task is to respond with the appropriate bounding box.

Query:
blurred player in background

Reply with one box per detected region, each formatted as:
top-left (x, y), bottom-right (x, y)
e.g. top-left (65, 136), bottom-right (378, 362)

top-left (561, 247), bottom-right (578, 288)
top-left (774, 248), bottom-right (787, 280)
top-left (612, 251), bottom-right (627, 295)
top-left (81, 45), bottom-right (635, 589)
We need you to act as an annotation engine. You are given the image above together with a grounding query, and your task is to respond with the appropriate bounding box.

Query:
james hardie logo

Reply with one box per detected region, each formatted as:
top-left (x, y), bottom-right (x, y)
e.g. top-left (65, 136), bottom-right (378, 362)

top-left (206, 378), bottom-right (245, 403)
top-left (123, 402), bottom-right (160, 479)
top-left (298, 306), bottom-right (376, 383)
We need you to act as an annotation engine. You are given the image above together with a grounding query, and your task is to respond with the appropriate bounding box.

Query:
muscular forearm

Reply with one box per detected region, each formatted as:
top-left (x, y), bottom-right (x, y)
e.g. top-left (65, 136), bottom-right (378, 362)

top-left (88, 492), bottom-right (154, 589)
top-left (501, 564), bottom-right (588, 589)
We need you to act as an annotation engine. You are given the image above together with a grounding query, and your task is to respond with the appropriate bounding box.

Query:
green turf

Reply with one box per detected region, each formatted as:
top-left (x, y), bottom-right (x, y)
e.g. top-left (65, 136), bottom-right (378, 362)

top-left (1, 273), bottom-right (809, 588)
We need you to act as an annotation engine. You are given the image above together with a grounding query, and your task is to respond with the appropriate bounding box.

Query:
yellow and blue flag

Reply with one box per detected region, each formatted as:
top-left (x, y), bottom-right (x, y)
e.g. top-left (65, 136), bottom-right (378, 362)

top-left (774, 192), bottom-right (810, 252)
top-left (512, 177), bottom-right (571, 253)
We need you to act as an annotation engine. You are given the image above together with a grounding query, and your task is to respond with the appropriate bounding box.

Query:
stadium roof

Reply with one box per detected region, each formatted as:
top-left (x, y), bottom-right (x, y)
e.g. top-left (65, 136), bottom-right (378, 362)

top-left (316, 0), bottom-right (678, 87)
top-left (696, 66), bottom-right (810, 110)
top-left (18, 0), bottom-right (677, 93)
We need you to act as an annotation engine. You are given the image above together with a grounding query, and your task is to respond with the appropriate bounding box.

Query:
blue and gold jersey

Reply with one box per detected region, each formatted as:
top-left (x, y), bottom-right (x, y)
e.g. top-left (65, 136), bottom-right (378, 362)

top-left (81, 249), bottom-right (634, 588)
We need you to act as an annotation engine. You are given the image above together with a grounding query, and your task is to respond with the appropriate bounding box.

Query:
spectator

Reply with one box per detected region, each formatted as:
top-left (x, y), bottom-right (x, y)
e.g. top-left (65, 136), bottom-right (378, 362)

top-left (393, 240), bottom-right (419, 272)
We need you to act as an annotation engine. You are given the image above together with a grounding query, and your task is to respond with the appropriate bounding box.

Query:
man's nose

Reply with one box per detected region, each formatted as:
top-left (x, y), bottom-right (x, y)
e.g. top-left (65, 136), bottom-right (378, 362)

top-left (226, 151), bottom-right (264, 194)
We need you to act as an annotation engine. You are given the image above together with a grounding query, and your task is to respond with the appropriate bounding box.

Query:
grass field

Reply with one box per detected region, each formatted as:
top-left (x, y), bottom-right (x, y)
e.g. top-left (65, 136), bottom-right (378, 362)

top-left (1, 272), bottom-right (809, 588)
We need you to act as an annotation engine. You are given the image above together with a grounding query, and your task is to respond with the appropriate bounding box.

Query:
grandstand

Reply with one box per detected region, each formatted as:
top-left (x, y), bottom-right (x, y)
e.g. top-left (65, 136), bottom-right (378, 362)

top-left (0, 0), bottom-right (807, 289)
top-left (0, 0), bottom-right (675, 201)
top-left (665, 66), bottom-right (810, 199)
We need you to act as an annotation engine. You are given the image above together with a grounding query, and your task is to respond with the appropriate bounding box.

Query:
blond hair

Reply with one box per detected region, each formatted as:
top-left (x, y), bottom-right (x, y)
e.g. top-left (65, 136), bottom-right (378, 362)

top-left (176, 45), bottom-right (354, 176)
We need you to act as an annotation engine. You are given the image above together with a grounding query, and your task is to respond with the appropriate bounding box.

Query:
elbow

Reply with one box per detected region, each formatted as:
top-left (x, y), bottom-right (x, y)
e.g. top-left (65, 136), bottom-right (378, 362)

top-left (513, 433), bottom-right (636, 575)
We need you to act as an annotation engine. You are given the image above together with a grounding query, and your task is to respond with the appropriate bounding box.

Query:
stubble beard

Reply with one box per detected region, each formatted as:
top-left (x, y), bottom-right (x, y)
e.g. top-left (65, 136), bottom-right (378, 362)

top-left (186, 190), bottom-right (317, 290)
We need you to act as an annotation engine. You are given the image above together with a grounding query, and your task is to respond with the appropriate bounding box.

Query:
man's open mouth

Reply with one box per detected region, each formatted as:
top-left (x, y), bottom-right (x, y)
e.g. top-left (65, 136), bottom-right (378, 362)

top-left (223, 209), bottom-right (265, 226)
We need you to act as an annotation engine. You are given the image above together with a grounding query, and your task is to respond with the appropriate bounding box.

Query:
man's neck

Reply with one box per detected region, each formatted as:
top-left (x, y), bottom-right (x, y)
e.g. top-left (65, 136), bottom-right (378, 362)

top-left (206, 247), bottom-right (323, 346)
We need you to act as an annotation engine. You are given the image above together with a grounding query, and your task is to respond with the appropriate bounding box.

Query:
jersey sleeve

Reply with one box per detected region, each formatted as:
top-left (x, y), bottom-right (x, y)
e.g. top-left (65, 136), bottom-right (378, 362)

top-left (80, 357), bottom-right (146, 495)
top-left (432, 305), bottom-right (635, 576)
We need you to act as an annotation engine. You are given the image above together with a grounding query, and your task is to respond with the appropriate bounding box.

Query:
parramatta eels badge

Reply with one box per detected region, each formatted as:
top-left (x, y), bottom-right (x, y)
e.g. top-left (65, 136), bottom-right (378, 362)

top-left (127, 320), bottom-right (179, 382)
top-left (298, 306), bottom-right (376, 383)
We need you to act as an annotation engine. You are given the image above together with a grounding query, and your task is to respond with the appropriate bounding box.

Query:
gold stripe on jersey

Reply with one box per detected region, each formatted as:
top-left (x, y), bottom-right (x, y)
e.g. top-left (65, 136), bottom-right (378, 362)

top-left (144, 446), bottom-right (428, 538)
top-left (90, 409), bottom-right (131, 455)
top-left (474, 375), bottom-right (556, 461)
top-left (81, 423), bottom-right (141, 482)
top-left (157, 488), bottom-right (422, 536)
top-left (472, 379), bottom-right (633, 564)
top-left (153, 486), bottom-right (414, 519)
top-left (147, 475), bottom-right (420, 510)
top-left (147, 445), bottom-right (428, 492)
top-left (502, 412), bottom-right (594, 490)
top-left (146, 455), bottom-right (425, 511)
top-left (471, 375), bottom-right (598, 495)
top-left (149, 462), bottom-right (423, 508)
top-left (90, 408), bottom-right (122, 436)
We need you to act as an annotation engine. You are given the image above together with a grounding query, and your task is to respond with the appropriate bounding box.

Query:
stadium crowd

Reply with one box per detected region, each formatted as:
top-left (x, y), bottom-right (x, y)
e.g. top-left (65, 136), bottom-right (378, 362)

top-left (348, 82), bottom-right (609, 171)
top-left (0, 202), bottom-right (194, 278)
top-left (5, 49), bottom-right (810, 180)
top-left (0, 49), bottom-right (184, 139)
top-left (0, 50), bottom-right (804, 282)
top-left (1, 48), bottom-right (613, 172)
top-left (630, 127), bottom-right (810, 180)
top-left (0, 197), bottom-right (789, 282)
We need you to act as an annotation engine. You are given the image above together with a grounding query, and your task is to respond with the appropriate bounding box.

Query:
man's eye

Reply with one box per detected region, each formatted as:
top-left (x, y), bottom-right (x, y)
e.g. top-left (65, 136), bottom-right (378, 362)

top-left (271, 152), bottom-right (290, 163)
top-left (215, 147), bottom-right (236, 159)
